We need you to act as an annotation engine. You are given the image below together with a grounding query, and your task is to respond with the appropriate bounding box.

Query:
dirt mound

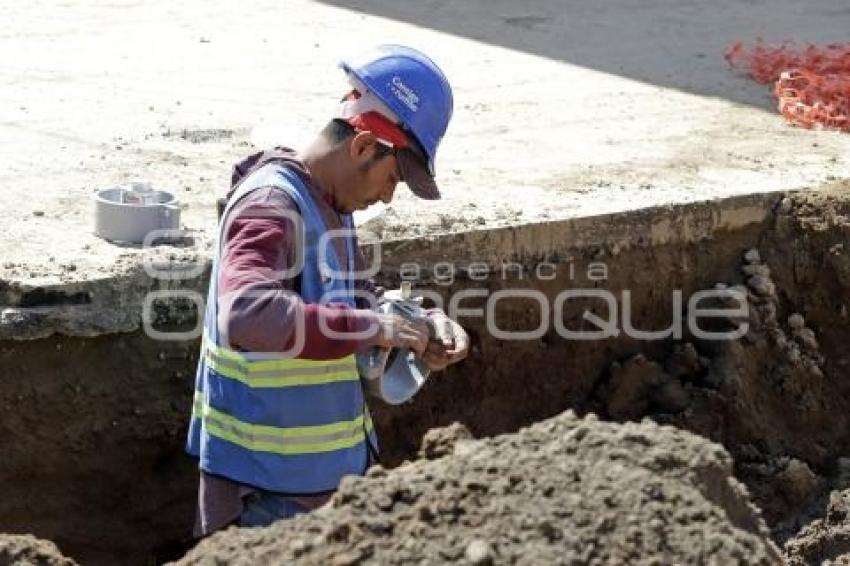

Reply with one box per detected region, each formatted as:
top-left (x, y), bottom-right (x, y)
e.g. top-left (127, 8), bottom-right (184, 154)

top-left (175, 412), bottom-right (780, 565)
top-left (0, 534), bottom-right (76, 566)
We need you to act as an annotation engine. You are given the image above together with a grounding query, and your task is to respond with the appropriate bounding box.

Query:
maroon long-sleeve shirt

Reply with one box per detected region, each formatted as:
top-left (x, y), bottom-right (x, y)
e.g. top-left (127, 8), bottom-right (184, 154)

top-left (195, 148), bottom-right (380, 536)
top-left (216, 147), bottom-right (380, 358)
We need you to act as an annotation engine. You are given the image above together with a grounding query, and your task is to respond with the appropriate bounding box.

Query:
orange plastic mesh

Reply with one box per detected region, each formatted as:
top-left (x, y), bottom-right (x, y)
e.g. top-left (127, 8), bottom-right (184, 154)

top-left (725, 40), bottom-right (850, 132)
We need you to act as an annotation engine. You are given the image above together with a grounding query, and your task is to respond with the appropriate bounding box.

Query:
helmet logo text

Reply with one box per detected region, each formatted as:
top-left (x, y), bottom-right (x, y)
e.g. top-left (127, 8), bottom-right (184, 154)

top-left (390, 76), bottom-right (420, 112)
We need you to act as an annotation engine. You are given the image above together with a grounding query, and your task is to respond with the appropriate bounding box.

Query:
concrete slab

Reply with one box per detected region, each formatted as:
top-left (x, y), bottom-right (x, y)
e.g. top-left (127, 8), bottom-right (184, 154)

top-left (1, 0), bottom-right (848, 305)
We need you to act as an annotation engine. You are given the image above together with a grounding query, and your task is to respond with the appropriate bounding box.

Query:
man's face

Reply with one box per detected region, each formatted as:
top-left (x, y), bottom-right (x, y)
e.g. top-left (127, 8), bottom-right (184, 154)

top-left (338, 132), bottom-right (402, 214)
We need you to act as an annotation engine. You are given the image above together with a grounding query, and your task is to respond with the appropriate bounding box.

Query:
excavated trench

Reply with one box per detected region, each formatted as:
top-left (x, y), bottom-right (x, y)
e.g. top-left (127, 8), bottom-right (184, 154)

top-left (1, 185), bottom-right (849, 564)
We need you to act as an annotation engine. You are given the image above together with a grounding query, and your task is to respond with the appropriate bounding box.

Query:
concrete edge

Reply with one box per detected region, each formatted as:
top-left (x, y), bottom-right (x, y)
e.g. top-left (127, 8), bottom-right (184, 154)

top-left (0, 191), bottom-right (782, 340)
top-left (376, 191), bottom-right (780, 272)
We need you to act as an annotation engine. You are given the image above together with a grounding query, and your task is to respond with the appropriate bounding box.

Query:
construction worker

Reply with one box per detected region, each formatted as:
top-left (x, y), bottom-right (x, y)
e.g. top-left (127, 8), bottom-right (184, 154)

top-left (186, 45), bottom-right (469, 536)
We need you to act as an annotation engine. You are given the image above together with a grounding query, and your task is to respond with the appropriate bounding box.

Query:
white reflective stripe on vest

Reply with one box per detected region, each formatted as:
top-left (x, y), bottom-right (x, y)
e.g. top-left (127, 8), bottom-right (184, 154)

top-left (192, 394), bottom-right (373, 455)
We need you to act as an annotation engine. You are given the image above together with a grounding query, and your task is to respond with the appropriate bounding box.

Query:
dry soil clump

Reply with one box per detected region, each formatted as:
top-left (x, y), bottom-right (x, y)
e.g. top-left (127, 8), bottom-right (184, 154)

top-left (785, 487), bottom-right (850, 564)
top-left (0, 534), bottom-right (76, 566)
top-left (176, 412), bottom-right (781, 565)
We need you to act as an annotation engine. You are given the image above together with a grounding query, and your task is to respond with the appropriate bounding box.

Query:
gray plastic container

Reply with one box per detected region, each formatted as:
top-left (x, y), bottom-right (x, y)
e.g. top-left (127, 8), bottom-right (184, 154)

top-left (94, 184), bottom-right (181, 244)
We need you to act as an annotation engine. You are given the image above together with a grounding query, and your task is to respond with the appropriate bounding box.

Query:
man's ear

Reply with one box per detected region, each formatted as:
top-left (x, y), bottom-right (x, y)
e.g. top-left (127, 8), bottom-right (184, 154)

top-left (349, 130), bottom-right (379, 163)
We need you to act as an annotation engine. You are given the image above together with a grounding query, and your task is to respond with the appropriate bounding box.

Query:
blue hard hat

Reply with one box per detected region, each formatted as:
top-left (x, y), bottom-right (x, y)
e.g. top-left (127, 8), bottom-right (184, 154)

top-left (340, 45), bottom-right (454, 177)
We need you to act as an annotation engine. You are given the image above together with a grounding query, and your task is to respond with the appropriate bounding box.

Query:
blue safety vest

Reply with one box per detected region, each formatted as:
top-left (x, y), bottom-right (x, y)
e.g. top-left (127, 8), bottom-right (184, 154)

top-left (186, 162), bottom-right (376, 494)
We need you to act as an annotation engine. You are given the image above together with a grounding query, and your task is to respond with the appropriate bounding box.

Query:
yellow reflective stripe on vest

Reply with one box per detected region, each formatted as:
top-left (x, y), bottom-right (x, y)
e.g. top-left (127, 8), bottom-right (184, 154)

top-left (192, 394), bottom-right (373, 455)
top-left (203, 336), bottom-right (359, 389)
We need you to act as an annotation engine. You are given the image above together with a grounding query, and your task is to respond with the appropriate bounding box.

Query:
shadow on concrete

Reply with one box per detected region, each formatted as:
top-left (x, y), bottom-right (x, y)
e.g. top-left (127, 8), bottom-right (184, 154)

top-left (317, 0), bottom-right (850, 109)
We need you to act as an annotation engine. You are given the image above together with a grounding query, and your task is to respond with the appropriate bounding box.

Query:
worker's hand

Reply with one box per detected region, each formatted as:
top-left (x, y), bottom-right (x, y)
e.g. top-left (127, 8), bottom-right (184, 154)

top-left (420, 310), bottom-right (470, 372)
top-left (371, 313), bottom-right (431, 356)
